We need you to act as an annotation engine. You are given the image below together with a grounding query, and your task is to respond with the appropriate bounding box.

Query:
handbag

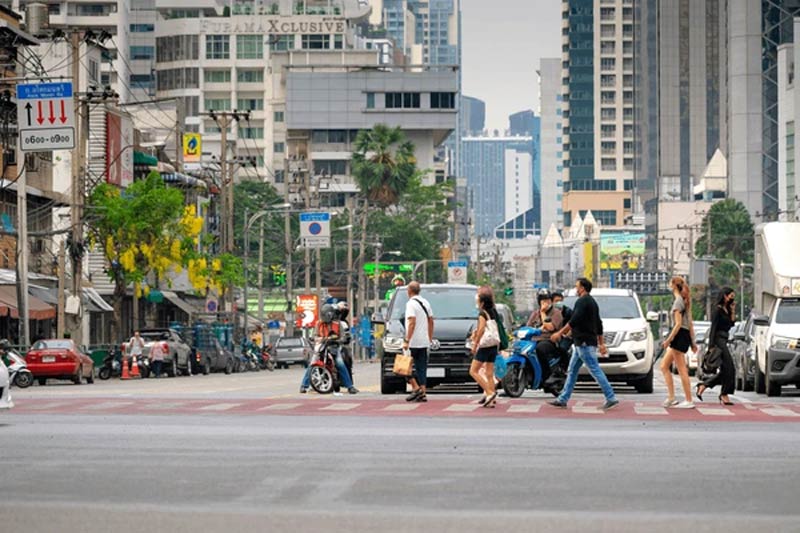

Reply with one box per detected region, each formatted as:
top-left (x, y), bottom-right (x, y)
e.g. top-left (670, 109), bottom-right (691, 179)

top-left (702, 346), bottom-right (723, 374)
top-left (478, 316), bottom-right (501, 348)
top-left (392, 350), bottom-right (414, 377)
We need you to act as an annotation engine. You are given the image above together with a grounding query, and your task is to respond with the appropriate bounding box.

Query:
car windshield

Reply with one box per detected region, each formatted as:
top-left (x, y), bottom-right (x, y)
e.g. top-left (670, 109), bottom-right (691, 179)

top-left (563, 295), bottom-right (642, 319)
top-left (390, 287), bottom-right (479, 320)
top-left (281, 339), bottom-right (303, 347)
top-left (141, 331), bottom-right (170, 341)
top-left (776, 299), bottom-right (800, 324)
top-left (34, 340), bottom-right (73, 350)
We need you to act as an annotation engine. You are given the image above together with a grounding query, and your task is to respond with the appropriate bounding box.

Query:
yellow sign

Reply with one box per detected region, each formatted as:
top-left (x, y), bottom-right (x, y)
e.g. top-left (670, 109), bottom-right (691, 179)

top-left (583, 242), bottom-right (594, 282)
top-left (183, 133), bottom-right (202, 163)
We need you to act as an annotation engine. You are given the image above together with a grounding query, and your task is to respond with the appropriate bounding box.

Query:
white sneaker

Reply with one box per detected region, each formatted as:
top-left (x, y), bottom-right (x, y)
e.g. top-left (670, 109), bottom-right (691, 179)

top-left (674, 401), bottom-right (695, 409)
top-left (662, 398), bottom-right (679, 408)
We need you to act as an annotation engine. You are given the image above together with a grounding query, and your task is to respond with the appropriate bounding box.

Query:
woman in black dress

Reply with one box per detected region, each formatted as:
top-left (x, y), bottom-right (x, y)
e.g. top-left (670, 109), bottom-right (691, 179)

top-left (696, 287), bottom-right (737, 405)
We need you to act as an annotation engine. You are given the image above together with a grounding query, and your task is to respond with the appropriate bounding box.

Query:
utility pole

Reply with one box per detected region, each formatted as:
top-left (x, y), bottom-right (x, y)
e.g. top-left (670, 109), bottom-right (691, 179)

top-left (257, 219), bottom-right (265, 325)
top-left (284, 175), bottom-right (294, 336)
top-left (303, 167), bottom-right (311, 293)
top-left (175, 97), bottom-right (185, 174)
top-left (346, 197), bottom-right (354, 314)
top-left (57, 240), bottom-right (66, 338)
top-left (15, 145), bottom-right (29, 348)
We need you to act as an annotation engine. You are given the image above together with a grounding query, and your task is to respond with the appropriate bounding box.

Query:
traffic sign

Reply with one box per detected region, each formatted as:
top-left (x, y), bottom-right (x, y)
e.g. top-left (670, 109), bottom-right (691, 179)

top-left (299, 212), bottom-right (331, 248)
top-left (183, 133), bottom-right (202, 162)
top-left (16, 82), bottom-right (76, 152)
top-left (447, 260), bottom-right (468, 284)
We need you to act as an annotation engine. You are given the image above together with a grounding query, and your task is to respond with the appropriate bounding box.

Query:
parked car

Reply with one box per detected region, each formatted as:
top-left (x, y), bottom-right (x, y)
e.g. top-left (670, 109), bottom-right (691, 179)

top-left (564, 288), bottom-right (656, 393)
top-left (732, 315), bottom-right (757, 391)
top-left (273, 336), bottom-right (312, 368)
top-left (669, 321), bottom-right (711, 376)
top-left (0, 354), bottom-right (12, 409)
top-left (25, 339), bottom-right (95, 385)
top-left (133, 329), bottom-right (192, 377)
top-left (200, 338), bottom-right (238, 374)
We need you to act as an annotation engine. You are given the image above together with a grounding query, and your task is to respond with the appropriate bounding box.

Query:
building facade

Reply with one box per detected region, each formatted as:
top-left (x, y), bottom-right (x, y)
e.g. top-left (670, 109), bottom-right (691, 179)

top-left (777, 22), bottom-right (800, 220)
top-left (461, 95), bottom-right (485, 135)
top-left (538, 57), bottom-right (564, 233)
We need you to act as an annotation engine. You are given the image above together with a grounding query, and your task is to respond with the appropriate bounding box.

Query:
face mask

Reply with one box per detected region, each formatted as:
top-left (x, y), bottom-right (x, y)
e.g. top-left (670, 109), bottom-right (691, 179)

top-left (553, 302), bottom-right (563, 309)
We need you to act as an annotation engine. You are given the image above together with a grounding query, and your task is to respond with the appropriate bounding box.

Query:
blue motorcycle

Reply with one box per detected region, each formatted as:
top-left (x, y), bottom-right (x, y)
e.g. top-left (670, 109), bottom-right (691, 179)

top-left (495, 327), bottom-right (567, 398)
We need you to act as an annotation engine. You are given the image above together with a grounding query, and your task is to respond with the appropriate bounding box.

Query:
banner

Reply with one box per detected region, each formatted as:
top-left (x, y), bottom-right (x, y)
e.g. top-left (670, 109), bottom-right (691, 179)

top-left (295, 294), bottom-right (319, 329)
top-left (183, 133), bottom-right (202, 163)
top-left (600, 232), bottom-right (646, 270)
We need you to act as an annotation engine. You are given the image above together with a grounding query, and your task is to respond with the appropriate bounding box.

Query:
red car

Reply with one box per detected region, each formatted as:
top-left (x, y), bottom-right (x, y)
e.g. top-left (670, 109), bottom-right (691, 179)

top-left (26, 339), bottom-right (95, 386)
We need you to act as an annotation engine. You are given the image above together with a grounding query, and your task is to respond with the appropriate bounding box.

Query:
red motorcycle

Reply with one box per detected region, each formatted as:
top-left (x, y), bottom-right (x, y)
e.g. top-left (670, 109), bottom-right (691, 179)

top-left (260, 344), bottom-right (276, 372)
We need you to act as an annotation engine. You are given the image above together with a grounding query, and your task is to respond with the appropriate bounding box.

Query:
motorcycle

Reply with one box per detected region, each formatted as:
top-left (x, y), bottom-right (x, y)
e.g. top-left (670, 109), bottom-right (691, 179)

top-left (308, 336), bottom-right (351, 394)
top-left (260, 344), bottom-right (276, 372)
top-left (4, 349), bottom-right (34, 388)
top-left (494, 327), bottom-right (568, 398)
top-left (240, 341), bottom-right (262, 372)
top-left (98, 348), bottom-right (151, 379)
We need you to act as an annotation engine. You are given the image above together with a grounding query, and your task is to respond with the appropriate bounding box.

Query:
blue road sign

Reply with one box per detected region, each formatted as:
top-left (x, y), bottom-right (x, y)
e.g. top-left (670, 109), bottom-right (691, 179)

top-left (448, 261), bottom-right (468, 268)
top-left (299, 212), bottom-right (331, 222)
top-left (17, 82), bottom-right (73, 100)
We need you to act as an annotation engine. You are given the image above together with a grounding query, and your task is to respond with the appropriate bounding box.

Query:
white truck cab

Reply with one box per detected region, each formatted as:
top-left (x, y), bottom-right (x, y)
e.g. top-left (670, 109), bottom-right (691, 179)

top-left (752, 222), bottom-right (800, 397)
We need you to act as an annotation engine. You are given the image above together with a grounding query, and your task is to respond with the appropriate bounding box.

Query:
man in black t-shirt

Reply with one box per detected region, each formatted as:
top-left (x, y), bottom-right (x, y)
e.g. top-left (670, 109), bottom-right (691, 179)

top-left (548, 278), bottom-right (619, 411)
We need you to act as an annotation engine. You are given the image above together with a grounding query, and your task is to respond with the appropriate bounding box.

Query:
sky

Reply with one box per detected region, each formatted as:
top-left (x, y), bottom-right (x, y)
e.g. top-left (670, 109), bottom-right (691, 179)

top-left (461, 0), bottom-right (562, 132)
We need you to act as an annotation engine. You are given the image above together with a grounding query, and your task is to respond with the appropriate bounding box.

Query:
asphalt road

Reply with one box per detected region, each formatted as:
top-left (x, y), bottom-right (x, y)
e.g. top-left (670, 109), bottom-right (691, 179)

top-left (2, 363), bottom-right (799, 532)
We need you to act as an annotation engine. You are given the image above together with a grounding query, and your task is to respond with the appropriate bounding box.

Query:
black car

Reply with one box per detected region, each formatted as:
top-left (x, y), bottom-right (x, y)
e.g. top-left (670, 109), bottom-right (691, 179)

top-left (732, 316), bottom-right (757, 392)
top-left (377, 284), bottom-right (479, 394)
top-left (192, 338), bottom-right (238, 375)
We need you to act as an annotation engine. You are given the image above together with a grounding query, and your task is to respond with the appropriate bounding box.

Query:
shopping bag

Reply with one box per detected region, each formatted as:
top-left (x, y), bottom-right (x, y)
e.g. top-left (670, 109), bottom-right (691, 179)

top-left (392, 350), bottom-right (413, 377)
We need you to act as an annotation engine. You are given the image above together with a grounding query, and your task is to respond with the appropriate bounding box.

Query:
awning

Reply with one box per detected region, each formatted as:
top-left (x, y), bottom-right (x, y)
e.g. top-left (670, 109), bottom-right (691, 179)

top-left (28, 285), bottom-right (113, 313)
top-left (162, 290), bottom-right (199, 316)
top-left (134, 151), bottom-right (158, 166)
top-left (161, 172), bottom-right (208, 190)
top-left (0, 285), bottom-right (56, 320)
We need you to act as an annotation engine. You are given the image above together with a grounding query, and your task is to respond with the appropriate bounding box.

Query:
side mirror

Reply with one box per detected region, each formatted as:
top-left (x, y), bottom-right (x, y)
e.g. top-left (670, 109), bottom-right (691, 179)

top-left (753, 315), bottom-right (770, 327)
top-left (646, 311), bottom-right (658, 322)
top-left (733, 331), bottom-right (746, 341)
top-left (371, 313), bottom-right (385, 325)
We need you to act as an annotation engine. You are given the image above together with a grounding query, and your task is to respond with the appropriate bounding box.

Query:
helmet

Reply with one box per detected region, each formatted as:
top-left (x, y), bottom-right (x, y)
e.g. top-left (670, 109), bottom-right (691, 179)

top-left (536, 288), bottom-right (552, 303)
top-left (0, 338), bottom-right (9, 349)
top-left (336, 301), bottom-right (350, 320)
top-left (320, 303), bottom-right (336, 324)
top-left (392, 274), bottom-right (406, 286)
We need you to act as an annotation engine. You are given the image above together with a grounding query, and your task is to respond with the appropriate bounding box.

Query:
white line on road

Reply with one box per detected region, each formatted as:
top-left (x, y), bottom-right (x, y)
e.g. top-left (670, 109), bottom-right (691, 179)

top-left (760, 407), bottom-right (800, 417)
top-left (140, 402), bottom-right (189, 410)
top-left (633, 406), bottom-right (669, 416)
top-left (507, 403), bottom-right (542, 413)
top-left (319, 403), bottom-right (361, 411)
top-left (198, 403), bottom-right (243, 411)
top-left (80, 401), bottom-right (135, 410)
top-left (23, 402), bottom-right (65, 410)
top-left (444, 403), bottom-right (481, 412)
top-left (258, 403), bottom-right (302, 411)
top-left (571, 406), bottom-right (605, 414)
top-left (382, 403), bottom-right (421, 411)
top-left (697, 407), bottom-right (734, 416)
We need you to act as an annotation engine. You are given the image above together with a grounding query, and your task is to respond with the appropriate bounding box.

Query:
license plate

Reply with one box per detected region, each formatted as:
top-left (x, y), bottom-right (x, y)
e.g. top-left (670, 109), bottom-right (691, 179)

top-left (42, 356), bottom-right (55, 363)
top-left (427, 368), bottom-right (445, 378)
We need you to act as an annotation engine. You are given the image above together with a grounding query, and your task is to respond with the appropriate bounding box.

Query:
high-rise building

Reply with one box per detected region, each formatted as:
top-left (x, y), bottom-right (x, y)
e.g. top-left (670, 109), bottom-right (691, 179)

top-left (777, 19), bottom-right (800, 220)
top-left (129, 0), bottom-right (157, 101)
top-left (538, 57), bottom-right (564, 233)
top-left (461, 95), bottom-right (485, 135)
top-left (561, 0), bottom-right (634, 229)
top-left (509, 109), bottom-right (536, 136)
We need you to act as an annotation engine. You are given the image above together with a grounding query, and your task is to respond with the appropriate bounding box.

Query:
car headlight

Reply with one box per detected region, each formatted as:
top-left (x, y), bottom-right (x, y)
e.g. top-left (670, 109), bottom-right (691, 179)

top-left (626, 329), bottom-right (648, 342)
top-left (770, 335), bottom-right (797, 350)
top-left (384, 335), bottom-right (404, 351)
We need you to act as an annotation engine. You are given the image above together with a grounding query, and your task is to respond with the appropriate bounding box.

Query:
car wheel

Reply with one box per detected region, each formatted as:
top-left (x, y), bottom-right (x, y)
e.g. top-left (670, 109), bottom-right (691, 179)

top-left (224, 358), bottom-right (234, 375)
top-left (754, 360), bottom-right (766, 394)
top-left (73, 366), bottom-right (83, 385)
top-left (765, 361), bottom-right (782, 397)
top-left (203, 361), bottom-right (210, 375)
top-left (37, 377), bottom-right (47, 386)
top-left (169, 358), bottom-right (178, 377)
top-left (86, 366), bottom-right (94, 384)
top-left (634, 366), bottom-right (655, 394)
top-left (14, 371), bottom-right (34, 388)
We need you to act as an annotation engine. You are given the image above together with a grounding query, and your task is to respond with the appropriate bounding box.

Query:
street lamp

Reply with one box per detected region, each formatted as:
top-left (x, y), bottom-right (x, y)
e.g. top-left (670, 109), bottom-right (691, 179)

top-left (243, 203), bottom-right (291, 338)
top-left (374, 245), bottom-right (402, 315)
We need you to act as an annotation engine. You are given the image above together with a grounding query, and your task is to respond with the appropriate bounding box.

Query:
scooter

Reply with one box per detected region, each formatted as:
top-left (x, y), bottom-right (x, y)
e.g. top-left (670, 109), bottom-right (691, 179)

top-left (308, 337), bottom-right (350, 394)
top-left (4, 349), bottom-right (34, 388)
top-left (260, 344), bottom-right (276, 372)
top-left (495, 327), bottom-right (568, 398)
top-left (98, 348), bottom-right (151, 379)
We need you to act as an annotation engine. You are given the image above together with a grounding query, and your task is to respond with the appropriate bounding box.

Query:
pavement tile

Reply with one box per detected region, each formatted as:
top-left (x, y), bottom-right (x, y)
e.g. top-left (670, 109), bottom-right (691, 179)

top-left (443, 403), bottom-right (481, 412)
top-left (258, 403), bottom-right (302, 411)
top-left (198, 403), bottom-right (243, 411)
top-left (319, 403), bottom-right (361, 411)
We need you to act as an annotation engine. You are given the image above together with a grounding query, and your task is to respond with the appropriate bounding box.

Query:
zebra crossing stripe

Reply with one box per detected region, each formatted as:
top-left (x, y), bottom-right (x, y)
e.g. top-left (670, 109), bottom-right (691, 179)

top-left (382, 403), bottom-right (421, 411)
top-left (444, 403), bottom-right (480, 412)
top-left (697, 407), bottom-right (734, 416)
top-left (319, 403), bottom-right (360, 411)
top-left (760, 407), bottom-right (800, 418)
top-left (633, 406), bottom-right (669, 415)
top-left (571, 406), bottom-right (605, 414)
top-left (198, 403), bottom-right (242, 411)
top-left (81, 401), bottom-right (135, 410)
top-left (507, 403), bottom-right (542, 413)
top-left (259, 403), bottom-right (302, 411)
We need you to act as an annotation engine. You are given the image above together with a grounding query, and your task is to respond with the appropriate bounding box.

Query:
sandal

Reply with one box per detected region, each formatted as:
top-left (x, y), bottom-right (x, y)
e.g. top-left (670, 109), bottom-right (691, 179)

top-left (482, 392), bottom-right (497, 408)
top-left (695, 383), bottom-right (705, 402)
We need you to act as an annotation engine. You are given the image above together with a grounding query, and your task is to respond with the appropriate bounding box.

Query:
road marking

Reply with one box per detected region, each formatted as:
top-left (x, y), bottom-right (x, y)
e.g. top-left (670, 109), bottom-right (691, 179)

top-left (24, 401), bottom-right (65, 410)
top-left (633, 406), bottom-right (669, 416)
top-left (198, 403), bottom-right (242, 411)
top-left (444, 403), bottom-right (481, 412)
top-left (81, 401), bottom-right (135, 410)
top-left (760, 407), bottom-right (800, 418)
top-left (382, 403), bottom-right (421, 411)
top-left (319, 403), bottom-right (360, 411)
top-left (141, 402), bottom-right (188, 410)
top-left (259, 403), bottom-right (302, 411)
top-left (507, 403), bottom-right (542, 413)
top-left (572, 406), bottom-right (605, 414)
top-left (697, 407), bottom-right (734, 416)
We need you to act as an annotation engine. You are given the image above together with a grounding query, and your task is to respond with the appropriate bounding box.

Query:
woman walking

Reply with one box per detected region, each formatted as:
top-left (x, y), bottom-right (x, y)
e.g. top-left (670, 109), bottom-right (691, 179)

top-left (659, 276), bottom-right (697, 409)
top-left (470, 286), bottom-right (500, 408)
top-left (696, 288), bottom-right (737, 405)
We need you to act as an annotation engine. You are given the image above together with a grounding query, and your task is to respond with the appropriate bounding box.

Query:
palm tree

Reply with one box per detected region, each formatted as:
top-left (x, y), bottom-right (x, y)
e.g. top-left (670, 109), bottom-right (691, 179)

top-left (352, 124), bottom-right (417, 207)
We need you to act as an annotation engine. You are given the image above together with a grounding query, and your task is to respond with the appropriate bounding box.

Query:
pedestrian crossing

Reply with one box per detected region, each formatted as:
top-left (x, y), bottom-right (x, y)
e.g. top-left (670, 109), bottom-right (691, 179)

top-left (8, 397), bottom-right (800, 422)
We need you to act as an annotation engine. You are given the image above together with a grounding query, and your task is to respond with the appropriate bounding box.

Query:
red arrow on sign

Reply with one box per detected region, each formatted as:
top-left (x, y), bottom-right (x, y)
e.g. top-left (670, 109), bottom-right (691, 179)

top-left (48, 101), bottom-right (56, 124)
top-left (59, 100), bottom-right (68, 124)
top-left (36, 101), bottom-right (44, 124)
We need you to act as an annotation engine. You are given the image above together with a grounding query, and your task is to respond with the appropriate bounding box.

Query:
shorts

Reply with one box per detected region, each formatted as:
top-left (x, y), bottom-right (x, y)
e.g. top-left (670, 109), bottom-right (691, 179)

top-left (669, 328), bottom-right (692, 353)
top-left (475, 345), bottom-right (498, 364)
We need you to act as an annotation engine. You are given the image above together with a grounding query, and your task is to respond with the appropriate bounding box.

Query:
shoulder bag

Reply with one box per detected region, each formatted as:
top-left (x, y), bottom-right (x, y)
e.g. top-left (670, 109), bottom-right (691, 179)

top-left (478, 311), bottom-right (501, 348)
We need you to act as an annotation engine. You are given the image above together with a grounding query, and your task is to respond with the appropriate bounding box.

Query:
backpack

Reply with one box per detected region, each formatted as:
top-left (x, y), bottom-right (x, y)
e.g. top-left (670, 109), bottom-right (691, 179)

top-left (496, 314), bottom-right (509, 350)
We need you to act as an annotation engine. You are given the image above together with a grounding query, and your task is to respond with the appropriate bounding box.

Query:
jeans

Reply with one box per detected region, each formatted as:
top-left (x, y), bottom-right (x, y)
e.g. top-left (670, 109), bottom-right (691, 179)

top-left (152, 360), bottom-right (163, 378)
top-left (409, 347), bottom-right (428, 387)
top-left (301, 349), bottom-right (353, 389)
top-left (557, 344), bottom-right (617, 403)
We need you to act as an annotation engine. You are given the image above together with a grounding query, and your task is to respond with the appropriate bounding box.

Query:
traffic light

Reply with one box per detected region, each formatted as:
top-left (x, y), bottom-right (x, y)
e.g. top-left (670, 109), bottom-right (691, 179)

top-left (504, 287), bottom-right (514, 296)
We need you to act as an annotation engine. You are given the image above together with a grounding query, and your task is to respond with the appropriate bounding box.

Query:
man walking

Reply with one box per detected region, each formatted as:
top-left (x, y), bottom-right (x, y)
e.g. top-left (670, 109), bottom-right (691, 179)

top-left (549, 278), bottom-right (619, 410)
top-left (403, 281), bottom-right (434, 402)
top-left (128, 331), bottom-right (145, 375)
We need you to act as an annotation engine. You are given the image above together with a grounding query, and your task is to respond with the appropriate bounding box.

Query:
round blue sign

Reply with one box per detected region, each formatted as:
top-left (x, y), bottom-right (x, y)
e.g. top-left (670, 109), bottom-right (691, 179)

top-left (309, 222), bottom-right (322, 235)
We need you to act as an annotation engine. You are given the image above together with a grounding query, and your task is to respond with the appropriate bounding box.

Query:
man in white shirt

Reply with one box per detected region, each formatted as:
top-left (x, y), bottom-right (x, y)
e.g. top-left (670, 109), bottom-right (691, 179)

top-left (128, 331), bottom-right (145, 373)
top-left (402, 282), bottom-right (434, 402)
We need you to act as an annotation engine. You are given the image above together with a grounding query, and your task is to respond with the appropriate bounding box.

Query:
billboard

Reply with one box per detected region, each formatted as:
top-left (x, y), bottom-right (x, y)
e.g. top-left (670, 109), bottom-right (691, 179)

top-left (183, 133), bottom-right (202, 163)
top-left (295, 294), bottom-right (319, 329)
top-left (106, 111), bottom-right (134, 188)
top-left (600, 232), bottom-right (646, 271)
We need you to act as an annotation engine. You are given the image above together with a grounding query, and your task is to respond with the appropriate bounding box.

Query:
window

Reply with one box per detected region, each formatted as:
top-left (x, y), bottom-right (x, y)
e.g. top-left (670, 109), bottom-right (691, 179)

top-left (273, 169), bottom-right (285, 184)
top-left (578, 210), bottom-right (617, 226)
top-left (430, 92), bottom-right (455, 109)
top-left (270, 35), bottom-right (295, 51)
top-left (623, 158), bottom-right (633, 171)
top-left (156, 68), bottom-right (199, 90)
top-left (600, 7), bottom-right (615, 20)
top-left (236, 35), bottom-right (263, 59)
top-left (88, 59), bottom-right (99, 83)
top-left (601, 91), bottom-right (616, 104)
top-left (204, 70), bottom-right (231, 83)
top-left (385, 92), bottom-right (420, 109)
top-left (366, 92), bottom-right (375, 109)
top-left (131, 46), bottom-right (154, 60)
top-left (239, 126), bottom-right (264, 139)
top-left (623, 41), bottom-right (633, 55)
top-left (334, 34), bottom-right (343, 49)
top-left (274, 111), bottom-right (285, 122)
top-left (601, 41), bottom-right (615, 54)
top-left (601, 141), bottom-right (616, 155)
top-left (601, 107), bottom-right (616, 120)
top-left (601, 158), bottom-right (617, 171)
top-left (624, 198), bottom-right (632, 209)
top-left (237, 98), bottom-right (264, 111)
top-left (601, 24), bottom-right (615, 38)
top-left (205, 98), bottom-right (231, 111)
top-left (301, 34), bottom-right (330, 49)
top-left (156, 35), bottom-right (199, 62)
top-left (314, 160), bottom-right (347, 175)
top-left (130, 24), bottom-right (154, 32)
top-left (623, 58), bottom-right (633, 71)
top-left (623, 141), bottom-right (634, 154)
top-left (130, 74), bottom-right (153, 91)
top-left (274, 142), bottom-right (285, 153)
top-left (601, 74), bottom-right (616, 87)
top-left (327, 130), bottom-right (348, 143)
top-left (600, 58), bottom-right (616, 71)
top-left (237, 69), bottom-right (264, 83)
top-left (206, 35), bottom-right (230, 60)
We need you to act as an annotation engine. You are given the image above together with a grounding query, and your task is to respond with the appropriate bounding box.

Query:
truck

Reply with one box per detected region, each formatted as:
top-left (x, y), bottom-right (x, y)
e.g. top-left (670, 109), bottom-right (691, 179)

top-left (752, 222), bottom-right (800, 397)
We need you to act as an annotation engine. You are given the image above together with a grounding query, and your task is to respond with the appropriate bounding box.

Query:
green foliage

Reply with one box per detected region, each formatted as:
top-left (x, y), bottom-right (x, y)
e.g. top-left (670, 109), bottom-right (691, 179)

top-left (352, 124), bottom-right (418, 207)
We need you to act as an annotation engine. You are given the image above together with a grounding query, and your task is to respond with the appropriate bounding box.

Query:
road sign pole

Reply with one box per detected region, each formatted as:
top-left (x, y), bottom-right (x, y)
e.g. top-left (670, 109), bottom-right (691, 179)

top-left (15, 144), bottom-right (30, 348)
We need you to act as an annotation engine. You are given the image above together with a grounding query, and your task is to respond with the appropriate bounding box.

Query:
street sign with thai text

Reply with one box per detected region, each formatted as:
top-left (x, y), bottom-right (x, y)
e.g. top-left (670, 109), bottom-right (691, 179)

top-left (299, 212), bottom-right (331, 248)
top-left (16, 82), bottom-right (76, 152)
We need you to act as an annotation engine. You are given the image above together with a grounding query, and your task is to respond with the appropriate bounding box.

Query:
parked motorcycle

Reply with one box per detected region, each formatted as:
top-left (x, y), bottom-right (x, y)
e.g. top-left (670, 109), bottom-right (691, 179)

top-left (308, 337), bottom-right (351, 394)
top-left (260, 344), bottom-right (276, 372)
top-left (239, 341), bottom-right (262, 372)
top-left (495, 327), bottom-right (568, 398)
top-left (4, 349), bottom-right (34, 388)
top-left (98, 348), bottom-right (151, 379)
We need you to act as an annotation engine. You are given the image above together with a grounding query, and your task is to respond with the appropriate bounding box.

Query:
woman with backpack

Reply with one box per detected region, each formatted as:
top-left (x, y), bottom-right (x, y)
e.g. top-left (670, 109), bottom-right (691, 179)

top-left (696, 287), bottom-right (737, 405)
top-left (470, 286), bottom-right (501, 408)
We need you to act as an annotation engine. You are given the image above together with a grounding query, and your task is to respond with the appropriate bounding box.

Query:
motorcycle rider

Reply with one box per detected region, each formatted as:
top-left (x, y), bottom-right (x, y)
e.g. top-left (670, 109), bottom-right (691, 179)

top-left (526, 289), bottom-right (564, 382)
top-left (300, 303), bottom-right (359, 394)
